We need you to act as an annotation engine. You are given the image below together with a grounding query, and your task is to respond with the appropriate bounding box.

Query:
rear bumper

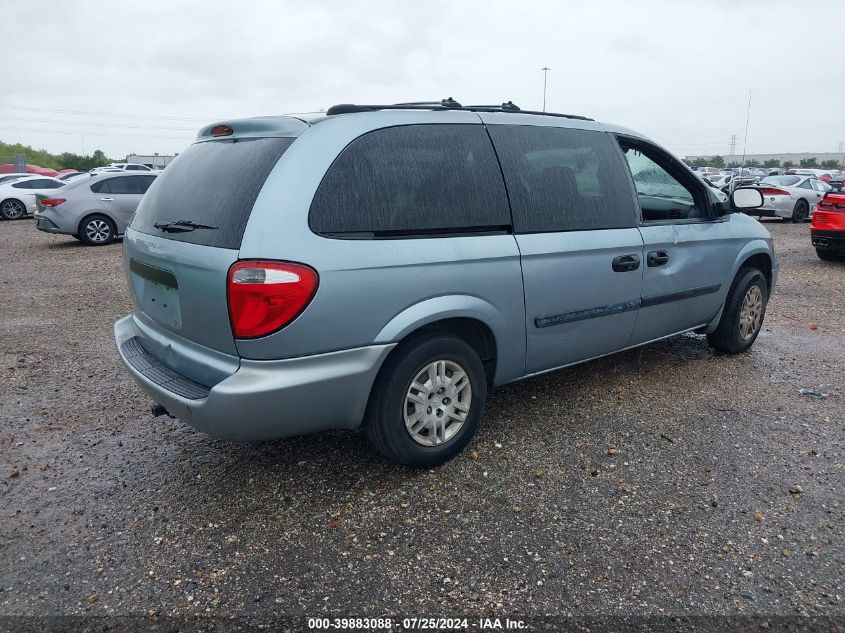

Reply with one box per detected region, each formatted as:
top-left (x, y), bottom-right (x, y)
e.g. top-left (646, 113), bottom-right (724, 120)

top-left (752, 198), bottom-right (794, 219)
top-left (114, 315), bottom-right (395, 440)
top-left (34, 211), bottom-right (75, 235)
top-left (34, 215), bottom-right (68, 234)
top-left (811, 230), bottom-right (845, 253)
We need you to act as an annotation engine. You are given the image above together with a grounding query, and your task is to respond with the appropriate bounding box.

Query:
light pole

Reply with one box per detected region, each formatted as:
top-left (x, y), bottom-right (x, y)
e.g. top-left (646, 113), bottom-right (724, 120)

top-left (740, 90), bottom-right (752, 171)
top-left (541, 67), bottom-right (550, 112)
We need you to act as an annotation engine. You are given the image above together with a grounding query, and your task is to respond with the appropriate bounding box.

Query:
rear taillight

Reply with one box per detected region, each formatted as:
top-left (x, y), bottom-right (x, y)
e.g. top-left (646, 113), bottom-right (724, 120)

top-left (227, 261), bottom-right (318, 339)
top-left (40, 198), bottom-right (66, 207)
top-left (758, 188), bottom-right (790, 196)
top-left (818, 200), bottom-right (845, 211)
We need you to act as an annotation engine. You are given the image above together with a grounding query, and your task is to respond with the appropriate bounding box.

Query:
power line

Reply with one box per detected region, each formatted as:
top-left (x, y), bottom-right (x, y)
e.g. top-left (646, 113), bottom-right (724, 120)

top-left (0, 103), bottom-right (211, 122)
top-left (0, 114), bottom-right (196, 132)
top-left (0, 124), bottom-right (194, 141)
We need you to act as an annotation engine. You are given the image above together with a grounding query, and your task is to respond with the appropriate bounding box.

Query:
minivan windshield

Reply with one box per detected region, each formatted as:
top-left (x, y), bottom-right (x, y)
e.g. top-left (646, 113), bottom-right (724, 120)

top-left (130, 137), bottom-right (294, 249)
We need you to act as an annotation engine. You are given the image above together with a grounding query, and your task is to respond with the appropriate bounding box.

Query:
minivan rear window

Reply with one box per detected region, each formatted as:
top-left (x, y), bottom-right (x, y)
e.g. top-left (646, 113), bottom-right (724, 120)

top-left (130, 137), bottom-right (294, 249)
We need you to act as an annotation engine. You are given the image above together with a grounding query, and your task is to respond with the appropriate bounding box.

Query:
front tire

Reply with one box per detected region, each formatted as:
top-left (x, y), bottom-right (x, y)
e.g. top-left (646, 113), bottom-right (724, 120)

top-left (707, 268), bottom-right (768, 354)
top-left (364, 333), bottom-right (487, 468)
top-left (0, 198), bottom-right (26, 220)
top-left (791, 199), bottom-right (809, 223)
top-left (79, 214), bottom-right (116, 246)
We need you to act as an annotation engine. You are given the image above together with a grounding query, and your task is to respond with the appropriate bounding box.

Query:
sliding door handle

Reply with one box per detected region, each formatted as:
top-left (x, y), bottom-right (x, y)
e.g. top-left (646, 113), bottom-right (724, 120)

top-left (612, 254), bottom-right (640, 272)
top-left (647, 250), bottom-right (670, 267)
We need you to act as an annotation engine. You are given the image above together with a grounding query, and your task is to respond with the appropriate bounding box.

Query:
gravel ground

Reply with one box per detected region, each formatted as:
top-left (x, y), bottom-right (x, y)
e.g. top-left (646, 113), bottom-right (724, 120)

top-left (0, 219), bottom-right (843, 627)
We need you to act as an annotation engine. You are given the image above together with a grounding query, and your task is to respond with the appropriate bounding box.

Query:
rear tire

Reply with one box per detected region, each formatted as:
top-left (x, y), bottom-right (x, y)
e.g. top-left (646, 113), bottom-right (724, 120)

top-left (791, 199), bottom-right (809, 223)
top-left (816, 248), bottom-right (844, 262)
top-left (78, 214), bottom-right (116, 246)
top-left (707, 268), bottom-right (768, 354)
top-left (0, 198), bottom-right (26, 220)
top-left (364, 333), bottom-right (487, 468)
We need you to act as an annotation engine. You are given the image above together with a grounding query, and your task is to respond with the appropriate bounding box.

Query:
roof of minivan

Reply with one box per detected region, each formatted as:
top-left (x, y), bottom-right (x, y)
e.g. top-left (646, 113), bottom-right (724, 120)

top-left (195, 110), bottom-right (651, 144)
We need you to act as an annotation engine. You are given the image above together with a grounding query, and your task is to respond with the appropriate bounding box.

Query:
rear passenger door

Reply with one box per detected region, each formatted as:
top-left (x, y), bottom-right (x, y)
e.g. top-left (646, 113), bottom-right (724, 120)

top-left (486, 123), bottom-right (643, 374)
top-left (616, 137), bottom-right (737, 344)
top-left (93, 176), bottom-right (143, 231)
top-left (303, 122), bottom-right (527, 383)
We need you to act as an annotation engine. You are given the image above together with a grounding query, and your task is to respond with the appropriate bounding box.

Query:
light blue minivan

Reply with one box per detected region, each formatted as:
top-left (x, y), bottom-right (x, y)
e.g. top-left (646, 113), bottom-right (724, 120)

top-left (115, 99), bottom-right (774, 467)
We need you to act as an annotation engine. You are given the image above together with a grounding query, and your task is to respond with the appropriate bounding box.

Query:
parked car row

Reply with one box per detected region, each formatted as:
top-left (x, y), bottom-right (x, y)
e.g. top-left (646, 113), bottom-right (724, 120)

top-left (694, 165), bottom-right (845, 192)
top-left (0, 170), bottom-right (156, 243)
top-left (91, 162), bottom-right (158, 175)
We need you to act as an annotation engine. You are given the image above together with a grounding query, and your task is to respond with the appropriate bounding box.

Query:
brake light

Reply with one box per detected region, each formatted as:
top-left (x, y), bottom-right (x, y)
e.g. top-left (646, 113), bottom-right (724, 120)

top-left (818, 200), bottom-right (845, 211)
top-left (211, 124), bottom-right (233, 137)
top-left (40, 198), bottom-right (66, 207)
top-left (227, 261), bottom-right (318, 339)
top-left (758, 188), bottom-right (790, 196)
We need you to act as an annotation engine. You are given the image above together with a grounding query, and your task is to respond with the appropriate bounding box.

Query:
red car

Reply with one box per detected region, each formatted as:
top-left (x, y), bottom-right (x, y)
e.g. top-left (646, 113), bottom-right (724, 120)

top-left (811, 191), bottom-right (845, 261)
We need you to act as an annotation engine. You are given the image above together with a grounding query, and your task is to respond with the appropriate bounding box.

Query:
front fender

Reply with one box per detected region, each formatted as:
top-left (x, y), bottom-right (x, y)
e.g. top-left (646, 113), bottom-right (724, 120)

top-left (374, 294), bottom-right (525, 385)
top-left (704, 239), bottom-right (776, 333)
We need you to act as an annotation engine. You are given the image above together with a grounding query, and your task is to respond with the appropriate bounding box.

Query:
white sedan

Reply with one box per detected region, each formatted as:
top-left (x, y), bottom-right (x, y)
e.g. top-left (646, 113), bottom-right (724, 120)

top-left (752, 175), bottom-right (831, 223)
top-left (0, 175), bottom-right (66, 220)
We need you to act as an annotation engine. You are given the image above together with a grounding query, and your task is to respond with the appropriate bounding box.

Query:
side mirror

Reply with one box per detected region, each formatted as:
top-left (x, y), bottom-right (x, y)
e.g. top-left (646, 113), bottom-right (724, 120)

top-left (731, 187), bottom-right (764, 210)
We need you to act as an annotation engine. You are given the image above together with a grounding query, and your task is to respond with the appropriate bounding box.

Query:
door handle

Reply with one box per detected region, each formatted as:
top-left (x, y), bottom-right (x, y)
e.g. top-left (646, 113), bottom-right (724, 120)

top-left (612, 254), bottom-right (640, 272)
top-left (99, 197), bottom-right (114, 202)
top-left (647, 250), bottom-right (670, 267)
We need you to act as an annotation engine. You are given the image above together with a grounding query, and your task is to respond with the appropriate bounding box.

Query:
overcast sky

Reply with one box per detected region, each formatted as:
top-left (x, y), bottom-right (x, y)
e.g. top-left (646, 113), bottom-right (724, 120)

top-left (3, 0), bottom-right (844, 161)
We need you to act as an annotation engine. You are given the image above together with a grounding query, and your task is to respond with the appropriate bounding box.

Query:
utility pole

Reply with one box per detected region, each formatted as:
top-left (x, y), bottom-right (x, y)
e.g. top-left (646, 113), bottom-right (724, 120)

top-left (839, 141), bottom-right (844, 169)
top-left (730, 134), bottom-right (737, 157)
top-left (541, 67), bottom-right (550, 112)
top-left (741, 91), bottom-right (752, 170)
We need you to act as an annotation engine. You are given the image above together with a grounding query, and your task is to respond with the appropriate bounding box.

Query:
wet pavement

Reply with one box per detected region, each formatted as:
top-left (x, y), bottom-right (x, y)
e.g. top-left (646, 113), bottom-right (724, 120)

top-left (0, 218), bottom-right (843, 625)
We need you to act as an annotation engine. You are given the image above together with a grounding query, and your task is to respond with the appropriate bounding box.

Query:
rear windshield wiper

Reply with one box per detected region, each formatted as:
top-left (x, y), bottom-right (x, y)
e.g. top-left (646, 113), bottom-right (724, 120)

top-left (153, 220), bottom-right (218, 233)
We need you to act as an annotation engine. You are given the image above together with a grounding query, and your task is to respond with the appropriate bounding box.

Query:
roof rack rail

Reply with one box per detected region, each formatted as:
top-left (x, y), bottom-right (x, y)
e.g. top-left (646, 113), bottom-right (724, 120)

top-left (325, 98), bottom-right (593, 121)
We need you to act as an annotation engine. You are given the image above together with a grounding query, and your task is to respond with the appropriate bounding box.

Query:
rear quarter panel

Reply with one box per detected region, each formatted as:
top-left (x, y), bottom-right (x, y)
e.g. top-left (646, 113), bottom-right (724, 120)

top-left (237, 111), bottom-right (527, 384)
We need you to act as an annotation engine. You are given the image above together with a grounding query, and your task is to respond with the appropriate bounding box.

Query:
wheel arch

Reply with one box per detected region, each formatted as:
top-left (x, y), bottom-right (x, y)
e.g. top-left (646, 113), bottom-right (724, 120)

top-left (703, 243), bottom-right (774, 334)
top-left (373, 295), bottom-right (521, 387)
top-left (738, 250), bottom-right (774, 290)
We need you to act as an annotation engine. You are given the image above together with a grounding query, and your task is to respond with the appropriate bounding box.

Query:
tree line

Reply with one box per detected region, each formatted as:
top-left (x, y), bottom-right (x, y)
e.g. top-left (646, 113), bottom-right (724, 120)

top-left (0, 141), bottom-right (115, 171)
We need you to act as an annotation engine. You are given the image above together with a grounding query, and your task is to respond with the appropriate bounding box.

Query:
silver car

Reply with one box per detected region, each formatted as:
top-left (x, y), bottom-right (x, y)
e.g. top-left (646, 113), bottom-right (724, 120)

top-left (751, 175), bottom-right (831, 222)
top-left (34, 172), bottom-right (157, 245)
top-left (114, 100), bottom-right (775, 467)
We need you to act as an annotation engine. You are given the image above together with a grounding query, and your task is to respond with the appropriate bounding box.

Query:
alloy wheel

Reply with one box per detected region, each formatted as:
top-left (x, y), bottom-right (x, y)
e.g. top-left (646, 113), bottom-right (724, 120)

top-left (85, 219), bottom-right (112, 243)
top-left (403, 359), bottom-right (472, 446)
top-left (1, 200), bottom-right (25, 219)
